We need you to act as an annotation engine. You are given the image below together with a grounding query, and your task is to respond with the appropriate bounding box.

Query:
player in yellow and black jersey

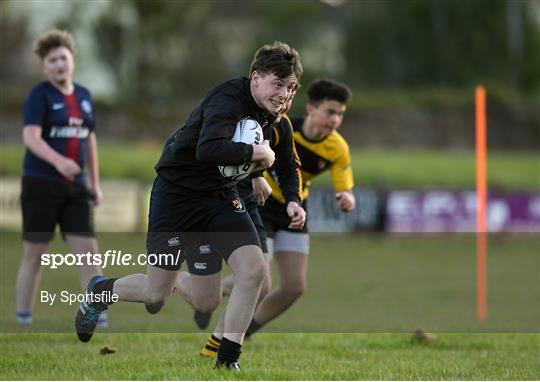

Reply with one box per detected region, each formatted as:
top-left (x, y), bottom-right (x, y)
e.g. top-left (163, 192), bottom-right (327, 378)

top-left (245, 79), bottom-right (356, 337)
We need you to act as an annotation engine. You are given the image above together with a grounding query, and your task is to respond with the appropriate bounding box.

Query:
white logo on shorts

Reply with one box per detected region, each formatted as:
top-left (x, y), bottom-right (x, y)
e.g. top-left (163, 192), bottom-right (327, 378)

top-left (194, 262), bottom-right (207, 270)
top-left (199, 245), bottom-right (211, 254)
top-left (168, 237), bottom-right (180, 247)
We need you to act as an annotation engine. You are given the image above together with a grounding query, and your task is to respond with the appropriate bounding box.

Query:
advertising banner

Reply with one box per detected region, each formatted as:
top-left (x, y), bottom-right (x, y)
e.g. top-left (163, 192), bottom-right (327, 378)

top-left (386, 190), bottom-right (540, 233)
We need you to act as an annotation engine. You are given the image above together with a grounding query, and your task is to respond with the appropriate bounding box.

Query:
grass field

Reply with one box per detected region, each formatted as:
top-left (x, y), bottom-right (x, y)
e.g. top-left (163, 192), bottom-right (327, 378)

top-left (1, 332), bottom-right (538, 380)
top-left (1, 143), bottom-right (539, 190)
top-left (1, 232), bottom-right (538, 379)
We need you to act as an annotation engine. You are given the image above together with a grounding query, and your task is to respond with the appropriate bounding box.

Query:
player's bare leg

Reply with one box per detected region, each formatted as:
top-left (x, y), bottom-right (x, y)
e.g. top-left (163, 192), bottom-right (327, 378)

top-left (65, 234), bottom-right (105, 325)
top-left (249, 250), bottom-right (308, 332)
top-left (15, 241), bottom-right (49, 324)
top-left (75, 265), bottom-right (178, 342)
top-left (213, 244), bottom-right (265, 368)
top-left (221, 274), bottom-right (235, 297)
top-left (65, 235), bottom-right (101, 290)
top-left (175, 271), bottom-right (221, 328)
top-left (202, 257), bottom-right (271, 356)
top-left (113, 265), bottom-right (178, 306)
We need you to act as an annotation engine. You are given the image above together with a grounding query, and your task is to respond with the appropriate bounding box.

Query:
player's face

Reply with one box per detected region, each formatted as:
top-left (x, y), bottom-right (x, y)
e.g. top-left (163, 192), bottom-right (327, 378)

top-left (307, 99), bottom-right (347, 138)
top-left (42, 46), bottom-right (75, 86)
top-left (274, 92), bottom-right (296, 122)
top-left (251, 71), bottom-right (297, 114)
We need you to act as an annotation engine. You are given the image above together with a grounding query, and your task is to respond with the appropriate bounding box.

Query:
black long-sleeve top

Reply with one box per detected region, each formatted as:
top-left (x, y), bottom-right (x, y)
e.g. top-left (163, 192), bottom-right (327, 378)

top-left (156, 76), bottom-right (275, 191)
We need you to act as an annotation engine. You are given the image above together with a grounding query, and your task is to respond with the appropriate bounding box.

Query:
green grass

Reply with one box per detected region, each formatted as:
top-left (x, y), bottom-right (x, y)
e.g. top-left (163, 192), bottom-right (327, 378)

top-left (1, 232), bottom-right (538, 379)
top-left (1, 332), bottom-right (538, 380)
top-left (331, 149), bottom-right (540, 190)
top-left (1, 143), bottom-right (538, 190)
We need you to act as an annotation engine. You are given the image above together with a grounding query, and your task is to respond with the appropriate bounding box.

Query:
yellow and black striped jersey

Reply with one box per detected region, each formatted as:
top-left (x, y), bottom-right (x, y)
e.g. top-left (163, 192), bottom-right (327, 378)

top-left (264, 116), bottom-right (353, 203)
top-left (240, 114), bottom-right (302, 204)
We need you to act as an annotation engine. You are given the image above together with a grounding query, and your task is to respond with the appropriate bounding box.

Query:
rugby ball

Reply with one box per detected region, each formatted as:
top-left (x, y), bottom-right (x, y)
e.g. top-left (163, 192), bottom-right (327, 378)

top-left (218, 118), bottom-right (263, 181)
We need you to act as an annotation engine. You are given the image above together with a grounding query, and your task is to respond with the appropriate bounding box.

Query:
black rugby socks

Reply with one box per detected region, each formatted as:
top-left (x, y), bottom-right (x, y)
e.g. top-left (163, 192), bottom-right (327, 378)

top-left (92, 277), bottom-right (118, 306)
top-left (217, 337), bottom-right (242, 364)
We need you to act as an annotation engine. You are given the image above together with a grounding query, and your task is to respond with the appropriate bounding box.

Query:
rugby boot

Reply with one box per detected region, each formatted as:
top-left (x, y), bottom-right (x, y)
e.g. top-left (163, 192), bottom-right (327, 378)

top-left (214, 359), bottom-right (241, 372)
top-left (194, 310), bottom-right (213, 330)
top-left (145, 301), bottom-right (164, 314)
top-left (75, 275), bottom-right (108, 342)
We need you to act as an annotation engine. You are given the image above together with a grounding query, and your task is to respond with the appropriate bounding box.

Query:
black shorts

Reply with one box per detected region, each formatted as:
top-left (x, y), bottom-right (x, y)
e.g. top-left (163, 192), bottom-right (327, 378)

top-left (244, 194), bottom-right (268, 254)
top-left (146, 176), bottom-right (261, 273)
top-left (260, 196), bottom-right (308, 237)
top-left (20, 176), bottom-right (95, 243)
top-left (183, 194), bottom-right (268, 276)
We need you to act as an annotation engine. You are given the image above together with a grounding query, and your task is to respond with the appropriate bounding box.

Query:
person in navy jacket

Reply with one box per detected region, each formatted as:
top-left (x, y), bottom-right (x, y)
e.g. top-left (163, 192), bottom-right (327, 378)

top-left (16, 28), bottom-right (107, 328)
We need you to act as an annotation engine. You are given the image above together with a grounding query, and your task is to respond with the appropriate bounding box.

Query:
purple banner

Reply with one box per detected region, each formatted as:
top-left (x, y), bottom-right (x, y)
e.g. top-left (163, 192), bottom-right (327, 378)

top-left (386, 190), bottom-right (540, 233)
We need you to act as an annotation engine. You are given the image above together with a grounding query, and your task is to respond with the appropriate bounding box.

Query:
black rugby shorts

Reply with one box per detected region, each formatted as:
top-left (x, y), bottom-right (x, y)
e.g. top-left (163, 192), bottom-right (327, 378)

top-left (21, 177), bottom-right (95, 243)
top-left (146, 176), bottom-right (261, 272)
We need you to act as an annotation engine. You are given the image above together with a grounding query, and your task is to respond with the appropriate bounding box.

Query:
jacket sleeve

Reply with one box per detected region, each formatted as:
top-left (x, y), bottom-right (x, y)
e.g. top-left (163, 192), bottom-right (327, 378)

top-left (196, 93), bottom-right (253, 165)
top-left (272, 117), bottom-right (302, 205)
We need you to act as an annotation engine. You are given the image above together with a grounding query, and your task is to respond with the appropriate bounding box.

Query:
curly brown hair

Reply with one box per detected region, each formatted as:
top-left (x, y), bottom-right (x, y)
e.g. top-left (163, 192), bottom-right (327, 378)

top-left (33, 28), bottom-right (75, 59)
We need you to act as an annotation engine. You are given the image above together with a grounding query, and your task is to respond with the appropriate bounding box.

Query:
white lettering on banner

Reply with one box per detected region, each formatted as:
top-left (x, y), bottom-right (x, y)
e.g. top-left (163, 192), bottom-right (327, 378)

top-left (386, 190), bottom-right (540, 233)
top-left (530, 197), bottom-right (540, 218)
top-left (387, 192), bottom-right (417, 220)
top-left (49, 126), bottom-right (90, 139)
top-left (423, 192), bottom-right (456, 216)
top-left (487, 201), bottom-right (510, 231)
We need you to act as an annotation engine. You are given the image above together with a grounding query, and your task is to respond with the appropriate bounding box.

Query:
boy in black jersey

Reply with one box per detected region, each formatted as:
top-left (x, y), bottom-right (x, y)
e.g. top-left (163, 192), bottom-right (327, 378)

top-left (175, 96), bottom-right (302, 332)
top-left (75, 41), bottom-right (305, 371)
top-left (172, 96), bottom-right (303, 357)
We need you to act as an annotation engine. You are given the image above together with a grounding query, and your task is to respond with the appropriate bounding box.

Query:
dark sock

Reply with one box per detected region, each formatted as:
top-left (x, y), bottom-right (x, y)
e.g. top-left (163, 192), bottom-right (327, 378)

top-left (217, 337), bottom-right (242, 364)
top-left (245, 319), bottom-right (262, 338)
top-left (92, 278), bottom-right (118, 307)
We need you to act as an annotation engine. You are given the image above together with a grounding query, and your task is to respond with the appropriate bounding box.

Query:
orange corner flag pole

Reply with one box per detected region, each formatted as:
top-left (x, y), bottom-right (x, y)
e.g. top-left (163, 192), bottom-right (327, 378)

top-left (475, 85), bottom-right (488, 322)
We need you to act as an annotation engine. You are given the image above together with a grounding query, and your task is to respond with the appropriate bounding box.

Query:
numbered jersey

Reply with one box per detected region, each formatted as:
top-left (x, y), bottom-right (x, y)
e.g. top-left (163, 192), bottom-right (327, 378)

top-left (23, 81), bottom-right (95, 185)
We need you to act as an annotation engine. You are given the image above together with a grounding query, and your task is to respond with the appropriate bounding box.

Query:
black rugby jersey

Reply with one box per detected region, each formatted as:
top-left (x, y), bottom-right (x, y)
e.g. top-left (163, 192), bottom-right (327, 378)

top-left (238, 114), bottom-right (302, 205)
top-left (155, 77), bottom-right (276, 192)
